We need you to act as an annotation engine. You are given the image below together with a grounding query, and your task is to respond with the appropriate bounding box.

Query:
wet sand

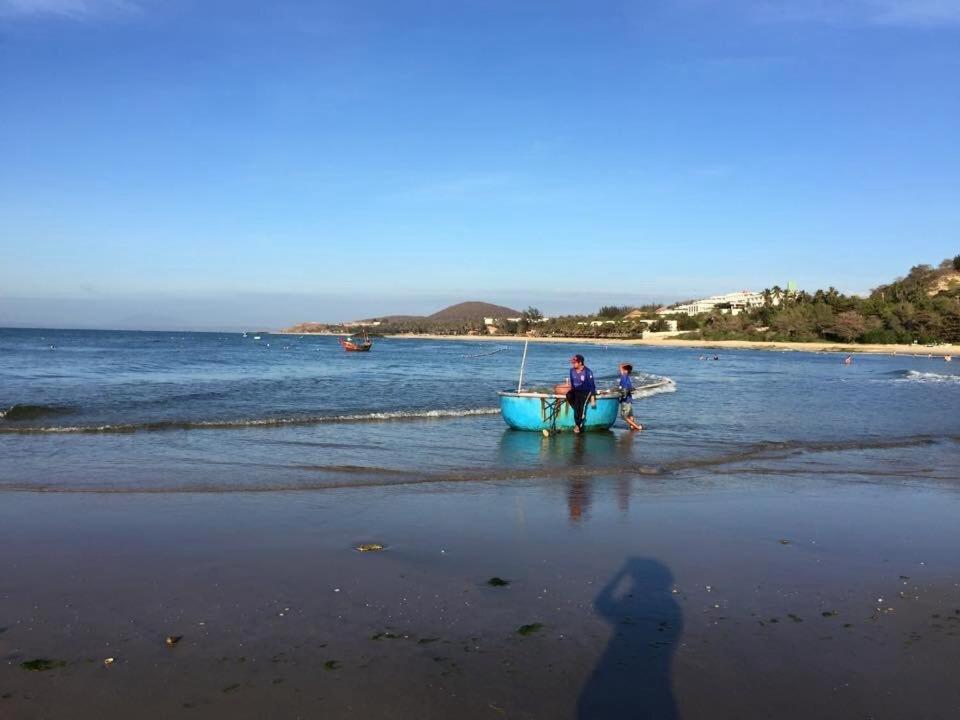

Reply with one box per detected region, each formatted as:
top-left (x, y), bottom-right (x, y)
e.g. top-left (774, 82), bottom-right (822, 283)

top-left (372, 333), bottom-right (960, 357)
top-left (2, 472), bottom-right (960, 719)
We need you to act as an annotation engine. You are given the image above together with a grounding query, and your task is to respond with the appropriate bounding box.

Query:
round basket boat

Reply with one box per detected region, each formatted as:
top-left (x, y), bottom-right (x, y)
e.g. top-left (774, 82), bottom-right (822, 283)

top-left (497, 389), bottom-right (621, 433)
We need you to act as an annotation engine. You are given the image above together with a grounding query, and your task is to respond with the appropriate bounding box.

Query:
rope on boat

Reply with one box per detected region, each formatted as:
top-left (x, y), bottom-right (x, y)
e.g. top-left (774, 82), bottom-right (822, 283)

top-left (463, 346), bottom-right (509, 358)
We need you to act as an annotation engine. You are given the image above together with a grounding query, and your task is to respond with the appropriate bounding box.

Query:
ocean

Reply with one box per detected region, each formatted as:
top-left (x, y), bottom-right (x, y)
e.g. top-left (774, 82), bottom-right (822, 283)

top-left (1, 328), bottom-right (957, 493)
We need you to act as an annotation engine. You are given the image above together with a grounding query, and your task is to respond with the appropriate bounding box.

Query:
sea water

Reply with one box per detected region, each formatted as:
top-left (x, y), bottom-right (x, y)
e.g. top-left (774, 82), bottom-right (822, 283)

top-left (1, 328), bottom-right (958, 493)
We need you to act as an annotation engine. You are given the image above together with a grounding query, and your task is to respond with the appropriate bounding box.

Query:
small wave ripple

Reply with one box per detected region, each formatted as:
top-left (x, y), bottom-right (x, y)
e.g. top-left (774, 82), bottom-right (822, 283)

top-left (0, 404), bottom-right (77, 421)
top-left (0, 406), bottom-right (501, 434)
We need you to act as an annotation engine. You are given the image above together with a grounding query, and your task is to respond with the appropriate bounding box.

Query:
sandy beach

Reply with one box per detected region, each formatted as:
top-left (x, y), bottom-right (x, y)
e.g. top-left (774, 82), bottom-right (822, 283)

top-left (371, 333), bottom-right (960, 357)
top-left (3, 470), bottom-right (960, 719)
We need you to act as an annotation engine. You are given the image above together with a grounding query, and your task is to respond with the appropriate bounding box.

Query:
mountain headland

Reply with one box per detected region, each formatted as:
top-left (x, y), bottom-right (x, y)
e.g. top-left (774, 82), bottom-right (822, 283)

top-left (285, 257), bottom-right (960, 350)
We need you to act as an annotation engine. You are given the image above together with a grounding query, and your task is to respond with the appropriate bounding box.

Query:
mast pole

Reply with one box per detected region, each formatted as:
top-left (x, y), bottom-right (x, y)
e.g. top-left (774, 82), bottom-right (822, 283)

top-left (517, 339), bottom-right (529, 392)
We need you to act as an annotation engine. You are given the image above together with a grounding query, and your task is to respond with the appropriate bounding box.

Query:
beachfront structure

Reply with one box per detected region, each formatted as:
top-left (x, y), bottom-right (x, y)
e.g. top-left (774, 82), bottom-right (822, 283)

top-left (658, 290), bottom-right (774, 316)
top-left (342, 320), bottom-right (382, 328)
top-left (483, 316), bottom-right (549, 326)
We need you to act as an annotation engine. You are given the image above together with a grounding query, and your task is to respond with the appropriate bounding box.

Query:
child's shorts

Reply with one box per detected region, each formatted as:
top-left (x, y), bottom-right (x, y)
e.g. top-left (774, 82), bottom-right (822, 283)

top-left (619, 402), bottom-right (634, 419)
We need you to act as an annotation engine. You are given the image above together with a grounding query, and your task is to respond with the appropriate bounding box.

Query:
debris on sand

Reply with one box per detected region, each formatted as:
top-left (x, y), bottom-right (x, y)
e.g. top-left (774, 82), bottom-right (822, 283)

top-left (487, 577), bottom-right (510, 587)
top-left (516, 623), bottom-right (544, 636)
top-left (821, 611), bottom-right (839, 618)
top-left (21, 659), bottom-right (66, 672)
top-left (165, 635), bottom-right (183, 648)
top-left (779, 539), bottom-right (791, 545)
top-left (324, 660), bottom-right (341, 671)
top-left (103, 657), bottom-right (116, 667)
top-left (355, 543), bottom-right (385, 553)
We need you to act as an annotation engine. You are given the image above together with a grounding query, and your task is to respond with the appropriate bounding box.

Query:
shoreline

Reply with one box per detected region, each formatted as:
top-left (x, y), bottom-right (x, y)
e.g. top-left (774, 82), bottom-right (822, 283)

top-left (353, 333), bottom-right (959, 357)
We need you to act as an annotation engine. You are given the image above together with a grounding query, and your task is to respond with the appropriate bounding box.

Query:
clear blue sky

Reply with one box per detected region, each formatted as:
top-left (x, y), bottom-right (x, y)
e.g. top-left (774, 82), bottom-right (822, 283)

top-left (1, 0), bottom-right (958, 328)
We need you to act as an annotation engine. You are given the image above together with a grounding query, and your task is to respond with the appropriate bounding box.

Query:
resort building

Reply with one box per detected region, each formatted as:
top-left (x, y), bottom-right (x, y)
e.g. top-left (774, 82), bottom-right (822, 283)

top-left (657, 290), bottom-right (776, 316)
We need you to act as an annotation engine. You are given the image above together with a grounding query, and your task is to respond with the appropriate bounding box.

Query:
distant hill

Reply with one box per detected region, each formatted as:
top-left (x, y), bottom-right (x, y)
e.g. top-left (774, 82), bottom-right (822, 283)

top-left (283, 301), bottom-right (521, 333)
top-left (427, 301), bottom-right (520, 322)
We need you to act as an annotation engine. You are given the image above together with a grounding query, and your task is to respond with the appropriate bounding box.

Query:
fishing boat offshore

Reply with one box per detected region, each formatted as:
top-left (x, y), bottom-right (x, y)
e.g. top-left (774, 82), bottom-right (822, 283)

top-left (338, 330), bottom-right (373, 352)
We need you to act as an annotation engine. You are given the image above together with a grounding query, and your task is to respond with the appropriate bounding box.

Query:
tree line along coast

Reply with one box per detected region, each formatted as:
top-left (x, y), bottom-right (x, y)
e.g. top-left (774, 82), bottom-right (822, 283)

top-left (285, 256), bottom-right (960, 347)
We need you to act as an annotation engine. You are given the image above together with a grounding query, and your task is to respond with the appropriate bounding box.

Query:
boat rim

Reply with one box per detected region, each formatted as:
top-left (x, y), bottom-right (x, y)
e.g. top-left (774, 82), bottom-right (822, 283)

top-left (498, 379), bottom-right (672, 400)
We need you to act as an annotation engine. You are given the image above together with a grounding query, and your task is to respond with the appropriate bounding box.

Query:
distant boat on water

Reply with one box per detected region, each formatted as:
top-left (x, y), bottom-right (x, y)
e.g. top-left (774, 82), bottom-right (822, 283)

top-left (338, 331), bottom-right (373, 352)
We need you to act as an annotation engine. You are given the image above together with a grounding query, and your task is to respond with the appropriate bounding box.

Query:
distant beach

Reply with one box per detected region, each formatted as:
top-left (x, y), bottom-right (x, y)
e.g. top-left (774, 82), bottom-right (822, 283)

top-left (377, 333), bottom-right (960, 357)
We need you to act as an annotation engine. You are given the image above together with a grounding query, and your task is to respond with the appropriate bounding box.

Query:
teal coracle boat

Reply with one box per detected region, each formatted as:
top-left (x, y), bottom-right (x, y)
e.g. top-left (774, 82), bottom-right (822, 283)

top-left (498, 389), bottom-right (621, 433)
top-left (499, 340), bottom-right (673, 433)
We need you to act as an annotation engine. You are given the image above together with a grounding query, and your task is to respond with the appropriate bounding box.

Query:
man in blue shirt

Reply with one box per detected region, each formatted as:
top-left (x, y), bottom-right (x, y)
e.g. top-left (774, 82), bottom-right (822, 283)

top-left (566, 354), bottom-right (596, 433)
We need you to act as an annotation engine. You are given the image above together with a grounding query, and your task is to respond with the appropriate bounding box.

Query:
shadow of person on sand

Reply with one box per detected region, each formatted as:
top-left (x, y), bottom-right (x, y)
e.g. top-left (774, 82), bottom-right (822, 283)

top-left (578, 557), bottom-right (682, 720)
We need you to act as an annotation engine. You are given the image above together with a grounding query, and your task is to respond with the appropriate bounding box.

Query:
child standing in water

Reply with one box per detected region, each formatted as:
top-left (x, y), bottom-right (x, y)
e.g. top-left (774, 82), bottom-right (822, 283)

top-left (618, 364), bottom-right (643, 432)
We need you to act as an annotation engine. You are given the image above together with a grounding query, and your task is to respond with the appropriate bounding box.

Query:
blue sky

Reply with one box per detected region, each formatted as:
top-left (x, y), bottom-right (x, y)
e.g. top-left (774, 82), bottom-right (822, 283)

top-left (1, 0), bottom-right (958, 328)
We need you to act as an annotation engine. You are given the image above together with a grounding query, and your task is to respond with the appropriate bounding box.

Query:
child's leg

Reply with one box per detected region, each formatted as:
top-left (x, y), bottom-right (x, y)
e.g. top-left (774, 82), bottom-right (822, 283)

top-left (623, 405), bottom-right (643, 431)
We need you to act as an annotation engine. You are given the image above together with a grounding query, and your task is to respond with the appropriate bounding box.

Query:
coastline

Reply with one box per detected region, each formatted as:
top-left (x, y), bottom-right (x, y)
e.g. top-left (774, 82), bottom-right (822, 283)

top-left (367, 333), bottom-right (960, 357)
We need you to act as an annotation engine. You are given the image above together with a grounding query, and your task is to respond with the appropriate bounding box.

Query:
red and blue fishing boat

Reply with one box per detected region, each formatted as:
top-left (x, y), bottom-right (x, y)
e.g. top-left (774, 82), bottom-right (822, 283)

top-left (338, 330), bottom-right (373, 352)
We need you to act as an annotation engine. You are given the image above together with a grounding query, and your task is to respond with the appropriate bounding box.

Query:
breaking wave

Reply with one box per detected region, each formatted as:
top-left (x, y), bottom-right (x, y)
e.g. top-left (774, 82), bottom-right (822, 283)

top-left (0, 407), bottom-right (501, 434)
top-left (889, 370), bottom-right (960, 384)
top-left (0, 404), bottom-right (77, 421)
top-left (632, 376), bottom-right (677, 399)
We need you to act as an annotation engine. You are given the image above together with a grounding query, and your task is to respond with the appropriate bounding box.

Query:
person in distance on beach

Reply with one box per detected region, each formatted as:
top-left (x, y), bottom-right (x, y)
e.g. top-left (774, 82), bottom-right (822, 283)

top-left (566, 354), bottom-right (596, 434)
top-left (618, 363), bottom-right (644, 432)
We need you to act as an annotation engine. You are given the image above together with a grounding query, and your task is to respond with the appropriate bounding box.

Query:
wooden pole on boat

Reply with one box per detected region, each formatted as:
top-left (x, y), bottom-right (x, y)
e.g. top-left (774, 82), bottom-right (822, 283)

top-left (517, 339), bottom-right (529, 392)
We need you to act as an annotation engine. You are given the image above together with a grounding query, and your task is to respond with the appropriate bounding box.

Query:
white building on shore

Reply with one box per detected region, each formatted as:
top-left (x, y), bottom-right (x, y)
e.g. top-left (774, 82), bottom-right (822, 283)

top-left (658, 290), bottom-right (774, 316)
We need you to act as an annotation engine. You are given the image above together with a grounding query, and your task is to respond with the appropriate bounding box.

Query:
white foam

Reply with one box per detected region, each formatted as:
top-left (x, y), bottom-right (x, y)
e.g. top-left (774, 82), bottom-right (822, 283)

top-left (632, 375), bottom-right (678, 399)
top-left (896, 370), bottom-right (960, 385)
top-left (0, 407), bottom-right (503, 434)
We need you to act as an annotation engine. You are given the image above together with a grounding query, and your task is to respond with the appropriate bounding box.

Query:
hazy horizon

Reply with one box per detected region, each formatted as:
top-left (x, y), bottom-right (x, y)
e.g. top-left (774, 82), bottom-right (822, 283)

top-left (1, 289), bottom-right (688, 331)
top-left (0, 271), bottom-right (889, 331)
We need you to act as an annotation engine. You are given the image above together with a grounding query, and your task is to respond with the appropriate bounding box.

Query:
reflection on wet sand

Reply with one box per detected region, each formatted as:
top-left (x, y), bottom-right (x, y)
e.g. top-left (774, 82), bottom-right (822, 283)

top-left (579, 557), bottom-right (681, 720)
top-left (568, 475), bottom-right (591, 521)
top-left (496, 428), bottom-right (619, 467)
top-left (497, 430), bottom-right (645, 523)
